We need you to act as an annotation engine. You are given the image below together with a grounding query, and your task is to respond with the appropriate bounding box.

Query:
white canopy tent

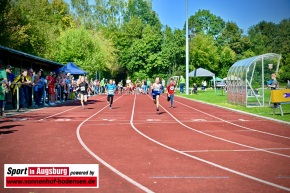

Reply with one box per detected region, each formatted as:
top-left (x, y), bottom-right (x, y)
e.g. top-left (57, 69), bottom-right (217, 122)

top-left (188, 68), bottom-right (216, 92)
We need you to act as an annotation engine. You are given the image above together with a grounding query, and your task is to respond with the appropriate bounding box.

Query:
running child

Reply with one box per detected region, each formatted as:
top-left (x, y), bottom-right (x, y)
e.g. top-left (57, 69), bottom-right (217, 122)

top-left (118, 81), bottom-right (123, 94)
top-left (75, 76), bottom-right (92, 110)
top-left (106, 79), bottom-right (116, 109)
top-left (167, 78), bottom-right (176, 108)
top-left (151, 77), bottom-right (162, 111)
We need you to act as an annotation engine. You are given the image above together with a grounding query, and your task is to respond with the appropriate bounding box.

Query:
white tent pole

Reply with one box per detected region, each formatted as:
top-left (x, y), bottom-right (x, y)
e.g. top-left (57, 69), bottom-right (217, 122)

top-left (213, 76), bottom-right (216, 92)
top-left (262, 55), bottom-right (264, 106)
top-left (185, 0), bottom-right (189, 95)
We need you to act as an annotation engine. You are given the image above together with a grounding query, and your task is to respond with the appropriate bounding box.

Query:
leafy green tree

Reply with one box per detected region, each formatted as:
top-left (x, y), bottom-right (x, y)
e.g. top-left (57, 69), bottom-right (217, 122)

top-left (93, 0), bottom-right (126, 28)
top-left (0, 0), bottom-right (30, 50)
top-left (187, 9), bottom-right (225, 38)
top-left (219, 46), bottom-right (236, 77)
top-left (70, 0), bottom-right (94, 28)
top-left (126, 24), bottom-right (162, 77)
top-left (124, 0), bottom-right (161, 28)
top-left (189, 33), bottom-right (220, 73)
top-left (248, 19), bottom-right (290, 82)
top-left (275, 19), bottom-right (290, 82)
top-left (52, 27), bottom-right (117, 78)
top-left (0, 0), bottom-right (74, 58)
top-left (159, 26), bottom-right (186, 76)
top-left (218, 21), bottom-right (253, 60)
top-left (248, 21), bottom-right (278, 54)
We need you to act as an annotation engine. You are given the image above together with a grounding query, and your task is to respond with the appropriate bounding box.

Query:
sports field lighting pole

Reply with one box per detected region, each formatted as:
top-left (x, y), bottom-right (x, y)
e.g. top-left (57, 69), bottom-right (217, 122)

top-left (185, 0), bottom-right (189, 95)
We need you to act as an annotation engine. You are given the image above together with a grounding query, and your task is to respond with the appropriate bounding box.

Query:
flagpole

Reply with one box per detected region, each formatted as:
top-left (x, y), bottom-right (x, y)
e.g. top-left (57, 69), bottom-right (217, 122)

top-left (185, 0), bottom-right (189, 95)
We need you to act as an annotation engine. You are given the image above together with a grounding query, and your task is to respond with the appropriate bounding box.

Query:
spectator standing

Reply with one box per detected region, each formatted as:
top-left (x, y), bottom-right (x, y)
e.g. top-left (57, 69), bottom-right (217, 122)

top-left (35, 70), bottom-right (45, 106)
top-left (5, 65), bottom-right (15, 108)
top-left (268, 73), bottom-right (279, 108)
top-left (5, 65), bottom-right (15, 85)
top-left (25, 68), bottom-right (34, 108)
top-left (179, 75), bottom-right (185, 93)
top-left (11, 69), bottom-right (30, 109)
top-left (161, 78), bottom-right (166, 93)
top-left (33, 71), bottom-right (39, 107)
top-left (141, 80), bottom-right (146, 94)
top-left (100, 78), bottom-right (105, 94)
top-left (146, 78), bottom-right (151, 94)
top-left (0, 80), bottom-right (9, 116)
top-left (47, 72), bottom-right (57, 106)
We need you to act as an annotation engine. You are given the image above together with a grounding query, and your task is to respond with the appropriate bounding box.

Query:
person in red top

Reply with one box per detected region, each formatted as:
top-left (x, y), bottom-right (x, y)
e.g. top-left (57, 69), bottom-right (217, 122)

top-left (47, 72), bottom-right (57, 106)
top-left (167, 78), bottom-right (176, 108)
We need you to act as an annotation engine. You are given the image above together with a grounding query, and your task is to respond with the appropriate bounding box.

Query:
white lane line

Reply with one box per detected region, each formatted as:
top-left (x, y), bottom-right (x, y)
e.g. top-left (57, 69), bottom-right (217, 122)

top-left (149, 176), bottom-right (229, 179)
top-left (182, 147), bottom-right (290, 153)
top-left (130, 94), bottom-right (290, 191)
top-left (161, 103), bottom-right (290, 158)
top-left (158, 95), bottom-right (290, 158)
top-left (201, 129), bottom-right (254, 133)
top-left (172, 96), bottom-right (290, 139)
top-left (38, 106), bottom-right (80, 121)
top-left (38, 96), bottom-right (106, 121)
top-left (76, 95), bottom-right (154, 193)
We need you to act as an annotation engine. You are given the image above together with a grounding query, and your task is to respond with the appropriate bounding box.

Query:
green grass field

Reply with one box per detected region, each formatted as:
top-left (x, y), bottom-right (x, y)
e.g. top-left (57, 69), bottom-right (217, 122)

top-left (176, 89), bottom-right (290, 123)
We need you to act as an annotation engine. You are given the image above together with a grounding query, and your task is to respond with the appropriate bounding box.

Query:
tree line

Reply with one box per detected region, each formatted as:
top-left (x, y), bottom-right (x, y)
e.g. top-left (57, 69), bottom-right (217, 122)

top-left (0, 0), bottom-right (289, 83)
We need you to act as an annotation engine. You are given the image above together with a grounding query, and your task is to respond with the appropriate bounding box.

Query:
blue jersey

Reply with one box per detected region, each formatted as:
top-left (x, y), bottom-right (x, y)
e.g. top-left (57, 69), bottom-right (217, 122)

top-left (106, 84), bottom-right (116, 95)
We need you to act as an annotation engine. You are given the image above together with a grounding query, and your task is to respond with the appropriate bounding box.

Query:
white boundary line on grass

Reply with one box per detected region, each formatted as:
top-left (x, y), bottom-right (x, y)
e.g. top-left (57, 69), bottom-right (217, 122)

top-left (76, 95), bottom-right (154, 193)
top-left (130, 94), bottom-right (290, 192)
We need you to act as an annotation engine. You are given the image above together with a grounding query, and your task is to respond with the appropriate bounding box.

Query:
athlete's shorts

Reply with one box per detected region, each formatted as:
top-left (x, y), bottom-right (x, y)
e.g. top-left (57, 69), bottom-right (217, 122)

top-left (48, 86), bottom-right (55, 94)
top-left (151, 90), bottom-right (160, 99)
top-left (80, 91), bottom-right (88, 96)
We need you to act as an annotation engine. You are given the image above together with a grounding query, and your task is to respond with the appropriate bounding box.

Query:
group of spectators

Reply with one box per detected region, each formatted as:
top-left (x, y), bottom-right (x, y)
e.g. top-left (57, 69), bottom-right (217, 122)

top-left (0, 64), bottom-right (88, 116)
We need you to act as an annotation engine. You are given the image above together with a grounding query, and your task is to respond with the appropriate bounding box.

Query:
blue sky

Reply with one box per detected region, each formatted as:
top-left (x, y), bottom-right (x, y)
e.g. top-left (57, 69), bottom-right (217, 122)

top-left (67, 0), bottom-right (290, 34)
top-left (151, 0), bottom-right (290, 33)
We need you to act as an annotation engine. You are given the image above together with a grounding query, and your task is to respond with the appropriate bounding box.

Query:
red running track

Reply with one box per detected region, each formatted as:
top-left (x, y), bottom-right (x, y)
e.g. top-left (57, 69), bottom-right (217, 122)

top-left (0, 94), bottom-right (289, 193)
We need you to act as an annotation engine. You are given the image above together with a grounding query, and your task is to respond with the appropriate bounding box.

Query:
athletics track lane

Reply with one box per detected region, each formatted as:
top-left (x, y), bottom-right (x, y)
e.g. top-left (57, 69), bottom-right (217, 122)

top-left (0, 95), bottom-right (144, 193)
top-left (1, 93), bottom-right (290, 192)
top-left (80, 94), bottom-right (290, 192)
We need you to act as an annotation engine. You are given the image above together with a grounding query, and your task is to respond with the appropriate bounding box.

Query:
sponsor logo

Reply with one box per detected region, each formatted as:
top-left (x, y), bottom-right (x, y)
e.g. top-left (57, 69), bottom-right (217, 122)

top-left (4, 164), bottom-right (99, 188)
top-left (283, 93), bottom-right (290, 98)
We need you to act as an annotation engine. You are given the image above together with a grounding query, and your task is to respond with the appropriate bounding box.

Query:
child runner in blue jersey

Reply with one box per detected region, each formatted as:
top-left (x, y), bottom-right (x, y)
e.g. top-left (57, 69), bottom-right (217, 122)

top-left (106, 79), bottom-right (116, 109)
top-left (151, 77), bottom-right (162, 111)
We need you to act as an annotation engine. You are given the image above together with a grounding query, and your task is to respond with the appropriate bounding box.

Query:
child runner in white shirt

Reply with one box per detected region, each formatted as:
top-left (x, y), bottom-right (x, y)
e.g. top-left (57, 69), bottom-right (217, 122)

top-left (151, 77), bottom-right (162, 111)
